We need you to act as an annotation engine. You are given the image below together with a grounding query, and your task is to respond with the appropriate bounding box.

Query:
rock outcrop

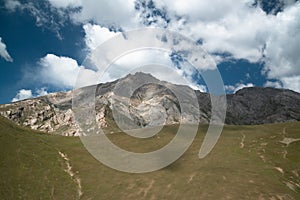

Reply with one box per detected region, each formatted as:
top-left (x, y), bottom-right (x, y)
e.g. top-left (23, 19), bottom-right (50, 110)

top-left (0, 91), bottom-right (80, 136)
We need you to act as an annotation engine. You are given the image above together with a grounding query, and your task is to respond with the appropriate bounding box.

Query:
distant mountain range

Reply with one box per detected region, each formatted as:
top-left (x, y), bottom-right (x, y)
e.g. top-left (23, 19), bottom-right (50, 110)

top-left (1, 72), bottom-right (299, 136)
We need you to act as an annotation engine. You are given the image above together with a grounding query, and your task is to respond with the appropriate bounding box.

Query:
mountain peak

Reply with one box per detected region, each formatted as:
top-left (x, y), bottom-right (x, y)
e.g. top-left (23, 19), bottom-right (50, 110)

top-left (121, 72), bottom-right (160, 82)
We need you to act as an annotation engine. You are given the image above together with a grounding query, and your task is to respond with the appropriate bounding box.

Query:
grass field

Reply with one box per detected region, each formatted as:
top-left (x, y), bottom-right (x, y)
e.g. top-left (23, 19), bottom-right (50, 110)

top-left (0, 116), bottom-right (300, 199)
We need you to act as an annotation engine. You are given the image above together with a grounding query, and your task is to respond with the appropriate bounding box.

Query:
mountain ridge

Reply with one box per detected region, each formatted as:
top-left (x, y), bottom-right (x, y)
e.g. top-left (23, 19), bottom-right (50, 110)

top-left (1, 72), bottom-right (300, 136)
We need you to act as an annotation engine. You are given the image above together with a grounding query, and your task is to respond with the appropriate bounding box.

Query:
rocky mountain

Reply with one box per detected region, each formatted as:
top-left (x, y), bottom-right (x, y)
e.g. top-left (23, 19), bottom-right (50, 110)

top-left (0, 72), bottom-right (300, 136)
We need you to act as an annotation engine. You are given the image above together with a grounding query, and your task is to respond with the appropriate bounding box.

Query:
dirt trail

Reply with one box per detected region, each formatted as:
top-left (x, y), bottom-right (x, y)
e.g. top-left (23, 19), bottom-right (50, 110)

top-left (59, 151), bottom-right (83, 199)
top-left (274, 167), bottom-right (284, 175)
top-left (188, 173), bottom-right (196, 184)
top-left (283, 150), bottom-right (288, 159)
top-left (280, 138), bottom-right (300, 146)
top-left (139, 180), bottom-right (155, 197)
top-left (240, 132), bottom-right (246, 149)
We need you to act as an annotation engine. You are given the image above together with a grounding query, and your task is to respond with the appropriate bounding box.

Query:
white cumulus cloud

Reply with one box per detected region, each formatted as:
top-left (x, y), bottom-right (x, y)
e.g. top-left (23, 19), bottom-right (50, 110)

top-left (225, 83), bottom-right (255, 93)
top-left (0, 37), bottom-right (13, 62)
top-left (38, 54), bottom-right (98, 89)
top-left (281, 76), bottom-right (300, 93)
top-left (47, 0), bottom-right (82, 8)
top-left (88, 47), bottom-right (207, 92)
top-left (12, 89), bottom-right (33, 102)
top-left (264, 81), bottom-right (283, 89)
top-left (83, 23), bottom-right (120, 51)
top-left (263, 4), bottom-right (300, 85)
top-left (63, 0), bottom-right (137, 29)
top-left (12, 88), bottom-right (49, 102)
top-left (36, 87), bottom-right (49, 96)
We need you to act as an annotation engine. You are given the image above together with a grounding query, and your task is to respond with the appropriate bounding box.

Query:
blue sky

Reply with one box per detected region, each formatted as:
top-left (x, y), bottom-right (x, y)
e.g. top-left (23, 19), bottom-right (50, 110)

top-left (0, 0), bottom-right (299, 104)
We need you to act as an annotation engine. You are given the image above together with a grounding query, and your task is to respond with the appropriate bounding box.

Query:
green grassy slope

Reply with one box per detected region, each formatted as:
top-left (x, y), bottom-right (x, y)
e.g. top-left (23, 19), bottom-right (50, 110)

top-left (0, 116), bottom-right (300, 200)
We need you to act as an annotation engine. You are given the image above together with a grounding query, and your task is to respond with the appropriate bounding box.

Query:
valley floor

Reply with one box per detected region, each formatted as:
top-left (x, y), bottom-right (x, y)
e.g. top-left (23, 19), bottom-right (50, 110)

top-left (0, 116), bottom-right (300, 200)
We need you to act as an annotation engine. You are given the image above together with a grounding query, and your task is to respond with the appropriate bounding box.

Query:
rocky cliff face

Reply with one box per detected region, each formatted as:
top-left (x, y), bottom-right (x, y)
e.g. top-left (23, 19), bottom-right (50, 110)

top-left (226, 87), bottom-right (300, 124)
top-left (1, 72), bottom-right (300, 136)
top-left (0, 91), bottom-right (81, 136)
